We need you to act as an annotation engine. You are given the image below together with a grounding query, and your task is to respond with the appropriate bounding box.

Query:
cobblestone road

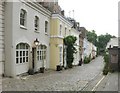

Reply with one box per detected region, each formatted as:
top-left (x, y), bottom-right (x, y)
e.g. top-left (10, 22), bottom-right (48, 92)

top-left (2, 56), bottom-right (104, 91)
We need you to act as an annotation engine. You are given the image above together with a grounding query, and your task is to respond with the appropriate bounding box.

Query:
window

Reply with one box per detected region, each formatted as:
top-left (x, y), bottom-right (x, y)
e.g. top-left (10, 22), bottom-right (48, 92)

top-left (65, 27), bottom-right (67, 36)
top-left (59, 25), bottom-right (62, 35)
top-left (20, 9), bottom-right (27, 26)
top-left (37, 45), bottom-right (47, 61)
top-left (35, 16), bottom-right (39, 31)
top-left (59, 47), bottom-right (63, 64)
top-left (16, 43), bottom-right (29, 64)
top-left (69, 30), bottom-right (71, 35)
top-left (45, 21), bottom-right (48, 33)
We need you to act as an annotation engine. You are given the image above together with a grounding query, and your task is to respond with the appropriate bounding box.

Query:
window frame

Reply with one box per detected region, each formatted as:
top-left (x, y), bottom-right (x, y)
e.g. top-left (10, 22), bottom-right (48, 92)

top-left (37, 45), bottom-right (47, 62)
top-left (45, 21), bottom-right (48, 34)
top-left (16, 43), bottom-right (29, 64)
top-left (34, 16), bottom-right (39, 31)
top-left (20, 9), bottom-right (27, 27)
top-left (59, 25), bottom-right (62, 36)
top-left (59, 46), bottom-right (63, 65)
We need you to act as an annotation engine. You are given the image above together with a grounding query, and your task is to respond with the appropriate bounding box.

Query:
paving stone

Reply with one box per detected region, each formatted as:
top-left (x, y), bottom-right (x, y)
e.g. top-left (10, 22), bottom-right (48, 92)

top-left (2, 56), bottom-right (104, 91)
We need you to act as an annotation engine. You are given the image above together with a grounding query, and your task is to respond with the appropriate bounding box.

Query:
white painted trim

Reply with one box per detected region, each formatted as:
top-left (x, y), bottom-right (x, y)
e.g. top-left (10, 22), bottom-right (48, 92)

top-left (50, 35), bottom-right (64, 39)
top-left (58, 44), bottom-right (63, 47)
top-left (52, 13), bottom-right (73, 27)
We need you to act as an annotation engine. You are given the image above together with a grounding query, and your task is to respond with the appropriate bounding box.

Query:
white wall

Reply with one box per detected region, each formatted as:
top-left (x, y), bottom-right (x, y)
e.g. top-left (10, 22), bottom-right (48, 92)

top-left (70, 28), bottom-right (80, 65)
top-left (83, 38), bottom-right (92, 59)
top-left (5, 2), bottom-right (51, 77)
top-left (118, 2), bottom-right (120, 47)
top-left (0, 2), bottom-right (5, 75)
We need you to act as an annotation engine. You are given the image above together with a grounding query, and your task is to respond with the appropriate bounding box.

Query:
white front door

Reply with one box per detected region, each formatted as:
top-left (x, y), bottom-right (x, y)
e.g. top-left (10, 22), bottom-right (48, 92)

top-left (36, 45), bottom-right (47, 70)
top-left (16, 43), bottom-right (29, 75)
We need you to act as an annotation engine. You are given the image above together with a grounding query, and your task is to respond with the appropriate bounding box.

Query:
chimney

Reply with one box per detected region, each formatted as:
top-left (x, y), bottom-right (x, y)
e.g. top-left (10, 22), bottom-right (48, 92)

top-left (61, 10), bottom-right (64, 16)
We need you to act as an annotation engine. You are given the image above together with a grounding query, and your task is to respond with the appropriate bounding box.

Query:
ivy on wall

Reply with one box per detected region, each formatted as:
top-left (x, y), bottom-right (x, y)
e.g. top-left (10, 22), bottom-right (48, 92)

top-left (64, 35), bottom-right (77, 68)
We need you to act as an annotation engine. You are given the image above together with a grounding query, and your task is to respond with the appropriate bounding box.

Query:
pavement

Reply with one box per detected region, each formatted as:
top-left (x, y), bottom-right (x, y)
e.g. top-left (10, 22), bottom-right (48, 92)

top-left (95, 72), bottom-right (119, 91)
top-left (2, 56), bottom-right (105, 91)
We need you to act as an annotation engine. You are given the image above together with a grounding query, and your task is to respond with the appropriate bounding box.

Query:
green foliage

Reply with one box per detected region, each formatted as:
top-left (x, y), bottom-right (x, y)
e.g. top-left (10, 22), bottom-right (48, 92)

top-left (86, 30), bottom-right (115, 55)
top-left (84, 54), bottom-right (91, 64)
top-left (86, 30), bottom-right (97, 46)
top-left (97, 33), bottom-right (114, 54)
top-left (103, 53), bottom-right (109, 75)
top-left (64, 35), bottom-right (77, 68)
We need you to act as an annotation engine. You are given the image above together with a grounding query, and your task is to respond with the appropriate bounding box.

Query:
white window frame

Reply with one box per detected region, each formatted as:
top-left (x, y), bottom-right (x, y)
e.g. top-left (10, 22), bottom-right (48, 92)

top-left (59, 46), bottom-right (63, 65)
top-left (65, 27), bottom-right (67, 36)
top-left (20, 9), bottom-right (27, 27)
top-left (37, 45), bottom-right (47, 61)
top-left (45, 21), bottom-right (48, 34)
top-left (59, 25), bottom-right (62, 36)
top-left (34, 16), bottom-right (39, 31)
top-left (16, 43), bottom-right (29, 64)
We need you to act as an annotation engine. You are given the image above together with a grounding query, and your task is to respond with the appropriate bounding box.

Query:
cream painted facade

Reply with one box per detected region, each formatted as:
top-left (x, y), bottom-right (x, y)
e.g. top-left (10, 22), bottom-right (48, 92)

top-left (50, 14), bottom-right (80, 69)
top-left (4, 1), bottom-right (51, 77)
top-left (0, 1), bottom-right (5, 75)
top-left (2, 1), bottom-right (81, 77)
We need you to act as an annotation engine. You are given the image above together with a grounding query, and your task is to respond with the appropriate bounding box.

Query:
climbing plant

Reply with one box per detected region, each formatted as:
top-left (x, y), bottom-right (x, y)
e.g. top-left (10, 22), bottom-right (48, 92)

top-left (64, 35), bottom-right (77, 68)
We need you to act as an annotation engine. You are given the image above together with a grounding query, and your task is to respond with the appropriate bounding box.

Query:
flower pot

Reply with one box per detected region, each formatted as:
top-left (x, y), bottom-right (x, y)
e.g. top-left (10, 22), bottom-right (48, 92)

top-left (56, 65), bottom-right (62, 71)
top-left (28, 69), bottom-right (34, 75)
top-left (40, 67), bottom-right (45, 73)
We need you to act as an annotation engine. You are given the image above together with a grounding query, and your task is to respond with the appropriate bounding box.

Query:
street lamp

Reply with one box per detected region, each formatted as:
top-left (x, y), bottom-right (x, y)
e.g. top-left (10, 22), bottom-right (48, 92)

top-left (34, 38), bottom-right (39, 46)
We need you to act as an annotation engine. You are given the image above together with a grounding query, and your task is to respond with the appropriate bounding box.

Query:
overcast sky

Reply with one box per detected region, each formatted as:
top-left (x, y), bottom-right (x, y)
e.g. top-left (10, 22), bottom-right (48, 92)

top-left (59, 0), bottom-right (119, 37)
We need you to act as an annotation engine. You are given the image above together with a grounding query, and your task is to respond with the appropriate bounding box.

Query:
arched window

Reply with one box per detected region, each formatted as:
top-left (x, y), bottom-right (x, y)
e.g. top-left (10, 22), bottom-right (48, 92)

top-left (37, 45), bottom-right (47, 61)
top-left (16, 43), bottom-right (29, 64)
top-left (35, 16), bottom-right (39, 31)
top-left (20, 9), bottom-right (27, 26)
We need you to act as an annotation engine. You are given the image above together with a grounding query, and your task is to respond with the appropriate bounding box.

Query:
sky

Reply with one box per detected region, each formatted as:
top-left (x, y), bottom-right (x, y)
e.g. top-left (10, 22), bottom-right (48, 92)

top-left (58, 0), bottom-right (119, 37)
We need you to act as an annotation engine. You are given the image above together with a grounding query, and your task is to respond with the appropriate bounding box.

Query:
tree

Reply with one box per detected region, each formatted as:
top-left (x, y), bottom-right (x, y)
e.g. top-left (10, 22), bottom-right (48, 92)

top-left (97, 33), bottom-right (114, 54)
top-left (64, 35), bottom-right (77, 68)
top-left (86, 30), bottom-right (97, 46)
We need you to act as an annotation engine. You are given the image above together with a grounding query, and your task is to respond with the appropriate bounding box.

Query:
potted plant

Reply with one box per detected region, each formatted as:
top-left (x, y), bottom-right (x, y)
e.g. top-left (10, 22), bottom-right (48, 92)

top-left (28, 69), bottom-right (34, 75)
top-left (40, 59), bottom-right (45, 73)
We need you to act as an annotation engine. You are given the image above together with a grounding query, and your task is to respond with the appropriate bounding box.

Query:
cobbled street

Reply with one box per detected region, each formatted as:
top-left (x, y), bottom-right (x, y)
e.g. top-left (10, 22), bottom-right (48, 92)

top-left (2, 56), bottom-right (104, 91)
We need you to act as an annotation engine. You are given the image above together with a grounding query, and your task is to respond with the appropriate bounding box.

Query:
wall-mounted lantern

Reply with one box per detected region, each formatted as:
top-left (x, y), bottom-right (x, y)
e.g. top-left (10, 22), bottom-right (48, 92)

top-left (34, 38), bottom-right (39, 46)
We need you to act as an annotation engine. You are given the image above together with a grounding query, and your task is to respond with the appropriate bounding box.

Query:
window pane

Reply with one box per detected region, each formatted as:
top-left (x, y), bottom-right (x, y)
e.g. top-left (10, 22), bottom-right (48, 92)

top-left (16, 58), bottom-right (19, 64)
top-left (20, 51), bottom-right (22, 56)
top-left (26, 57), bottom-right (28, 62)
top-left (23, 57), bottom-right (25, 63)
top-left (23, 51), bottom-right (25, 56)
top-left (16, 51), bottom-right (19, 57)
top-left (37, 56), bottom-right (39, 61)
top-left (40, 56), bottom-right (42, 60)
top-left (20, 58), bottom-right (22, 63)
top-left (26, 51), bottom-right (28, 56)
top-left (37, 51), bottom-right (39, 55)
top-left (26, 45), bottom-right (29, 49)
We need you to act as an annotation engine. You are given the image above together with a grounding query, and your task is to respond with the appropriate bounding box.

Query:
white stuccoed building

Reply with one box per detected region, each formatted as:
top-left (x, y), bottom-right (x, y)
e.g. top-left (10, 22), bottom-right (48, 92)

top-left (118, 1), bottom-right (120, 48)
top-left (82, 38), bottom-right (97, 60)
top-left (4, 1), bottom-right (51, 77)
top-left (106, 38), bottom-right (118, 49)
top-left (0, 1), bottom-right (5, 75)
